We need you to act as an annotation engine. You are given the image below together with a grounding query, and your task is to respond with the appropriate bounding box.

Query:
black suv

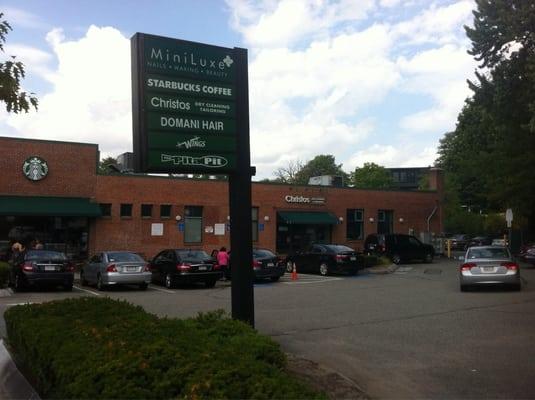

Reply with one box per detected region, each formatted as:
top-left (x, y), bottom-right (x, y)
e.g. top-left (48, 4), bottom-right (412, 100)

top-left (364, 234), bottom-right (434, 264)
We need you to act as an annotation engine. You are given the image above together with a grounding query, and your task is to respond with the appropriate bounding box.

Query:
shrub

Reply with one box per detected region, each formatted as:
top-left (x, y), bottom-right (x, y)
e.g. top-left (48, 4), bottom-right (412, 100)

top-left (0, 261), bottom-right (10, 287)
top-left (5, 297), bottom-right (325, 399)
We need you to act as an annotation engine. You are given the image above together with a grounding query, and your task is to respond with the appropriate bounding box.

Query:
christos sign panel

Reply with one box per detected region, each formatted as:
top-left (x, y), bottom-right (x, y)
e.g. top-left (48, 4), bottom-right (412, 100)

top-left (131, 33), bottom-right (242, 173)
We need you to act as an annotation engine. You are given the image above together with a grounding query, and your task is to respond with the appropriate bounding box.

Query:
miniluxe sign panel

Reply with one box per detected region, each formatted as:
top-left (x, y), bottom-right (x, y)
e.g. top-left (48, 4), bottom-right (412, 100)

top-left (131, 33), bottom-right (240, 173)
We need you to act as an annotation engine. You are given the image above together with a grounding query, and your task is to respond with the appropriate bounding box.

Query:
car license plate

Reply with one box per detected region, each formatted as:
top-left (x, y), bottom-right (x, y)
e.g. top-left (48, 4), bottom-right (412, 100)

top-left (350, 256), bottom-right (356, 261)
top-left (198, 266), bottom-right (207, 271)
top-left (267, 262), bottom-right (274, 267)
top-left (482, 267), bottom-right (495, 273)
top-left (126, 267), bottom-right (137, 272)
top-left (45, 266), bottom-right (56, 271)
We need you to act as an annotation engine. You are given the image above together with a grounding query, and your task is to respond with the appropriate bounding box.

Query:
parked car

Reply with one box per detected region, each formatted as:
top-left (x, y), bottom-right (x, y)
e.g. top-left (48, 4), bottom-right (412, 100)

top-left (150, 249), bottom-right (222, 288)
top-left (464, 236), bottom-right (493, 249)
top-left (518, 243), bottom-right (535, 265)
top-left (491, 238), bottom-right (507, 246)
top-left (364, 234), bottom-right (434, 264)
top-left (285, 244), bottom-right (361, 276)
top-left (459, 246), bottom-right (520, 291)
top-left (8, 249), bottom-right (74, 291)
top-left (80, 251), bottom-right (151, 290)
top-left (448, 234), bottom-right (471, 250)
top-left (216, 248), bottom-right (286, 282)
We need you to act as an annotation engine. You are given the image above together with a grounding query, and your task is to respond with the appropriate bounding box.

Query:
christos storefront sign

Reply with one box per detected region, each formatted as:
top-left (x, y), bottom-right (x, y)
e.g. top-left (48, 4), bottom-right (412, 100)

top-left (131, 33), bottom-right (241, 173)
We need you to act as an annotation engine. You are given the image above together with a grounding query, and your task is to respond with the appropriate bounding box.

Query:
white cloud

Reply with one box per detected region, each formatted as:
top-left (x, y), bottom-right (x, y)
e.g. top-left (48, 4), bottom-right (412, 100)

top-left (4, 43), bottom-right (55, 82)
top-left (5, 25), bottom-right (132, 157)
top-left (345, 144), bottom-right (437, 170)
top-left (2, 7), bottom-right (47, 29)
top-left (227, 0), bottom-right (376, 47)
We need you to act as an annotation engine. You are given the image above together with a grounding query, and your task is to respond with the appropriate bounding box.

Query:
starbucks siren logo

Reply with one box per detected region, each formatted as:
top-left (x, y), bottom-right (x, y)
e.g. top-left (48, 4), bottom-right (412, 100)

top-left (22, 156), bottom-right (49, 181)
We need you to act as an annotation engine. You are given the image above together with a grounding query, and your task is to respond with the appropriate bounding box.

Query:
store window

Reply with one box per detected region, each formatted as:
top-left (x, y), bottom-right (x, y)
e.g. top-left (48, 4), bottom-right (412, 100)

top-left (141, 204), bottom-right (153, 218)
top-left (120, 204), bottom-right (132, 218)
top-left (99, 203), bottom-right (112, 217)
top-left (346, 209), bottom-right (364, 240)
top-left (252, 207), bottom-right (259, 242)
top-left (185, 206), bottom-right (202, 243)
top-left (160, 204), bottom-right (172, 219)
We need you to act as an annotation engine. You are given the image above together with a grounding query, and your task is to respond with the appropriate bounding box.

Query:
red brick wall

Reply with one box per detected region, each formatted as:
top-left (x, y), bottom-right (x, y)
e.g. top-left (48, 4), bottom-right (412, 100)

top-left (0, 137), bottom-right (98, 198)
top-left (0, 137), bottom-right (443, 260)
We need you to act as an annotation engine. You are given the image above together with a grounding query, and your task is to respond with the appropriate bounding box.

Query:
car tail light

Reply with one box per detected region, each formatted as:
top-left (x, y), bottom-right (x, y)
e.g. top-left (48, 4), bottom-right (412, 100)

top-left (379, 244), bottom-right (385, 252)
top-left (176, 263), bottom-right (191, 272)
top-left (461, 262), bottom-right (476, 271)
top-left (501, 262), bottom-right (519, 271)
top-left (253, 260), bottom-right (261, 269)
top-left (106, 264), bottom-right (117, 272)
top-left (22, 262), bottom-right (34, 272)
top-left (336, 254), bottom-right (348, 263)
top-left (143, 263), bottom-right (151, 272)
top-left (65, 262), bottom-right (75, 272)
top-left (213, 264), bottom-right (221, 270)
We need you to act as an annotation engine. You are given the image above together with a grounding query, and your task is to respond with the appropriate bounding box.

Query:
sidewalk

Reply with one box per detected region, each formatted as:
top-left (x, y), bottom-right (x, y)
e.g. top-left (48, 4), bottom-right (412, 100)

top-left (0, 339), bottom-right (40, 400)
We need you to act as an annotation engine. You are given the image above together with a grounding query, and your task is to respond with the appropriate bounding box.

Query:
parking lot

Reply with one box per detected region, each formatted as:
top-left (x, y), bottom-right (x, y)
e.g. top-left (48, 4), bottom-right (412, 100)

top-left (1, 256), bottom-right (535, 399)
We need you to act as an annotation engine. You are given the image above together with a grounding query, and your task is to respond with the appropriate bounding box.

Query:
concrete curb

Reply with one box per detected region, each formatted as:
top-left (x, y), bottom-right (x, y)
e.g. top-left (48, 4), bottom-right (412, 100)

top-left (0, 339), bottom-right (40, 400)
top-left (365, 264), bottom-right (399, 275)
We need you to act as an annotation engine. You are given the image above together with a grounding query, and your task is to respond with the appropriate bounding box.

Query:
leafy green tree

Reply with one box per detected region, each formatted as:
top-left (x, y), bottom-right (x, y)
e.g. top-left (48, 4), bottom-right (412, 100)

top-left (293, 155), bottom-right (348, 186)
top-left (98, 156), bottom-right (118, 174)
top-left (0, 13), bottom-right (38, 113)
top-left (350, 162), bottom-right (394, 189)
top-left (438, 0), bottom-right (535, 237)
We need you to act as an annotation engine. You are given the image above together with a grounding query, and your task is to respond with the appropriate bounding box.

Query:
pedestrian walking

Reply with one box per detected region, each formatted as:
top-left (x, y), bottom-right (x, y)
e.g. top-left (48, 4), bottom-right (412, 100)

top-left (217, 246), bottom-right (230, 280)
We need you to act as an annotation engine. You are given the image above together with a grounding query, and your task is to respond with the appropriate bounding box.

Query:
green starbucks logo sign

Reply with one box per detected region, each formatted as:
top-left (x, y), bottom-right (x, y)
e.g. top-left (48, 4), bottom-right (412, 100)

top-left (23, 156), bottom-right (49, 181)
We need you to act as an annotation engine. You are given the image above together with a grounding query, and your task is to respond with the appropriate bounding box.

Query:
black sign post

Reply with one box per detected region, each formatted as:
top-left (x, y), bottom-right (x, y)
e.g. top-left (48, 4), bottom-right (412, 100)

top-left (131, 33), bottom-right (254, 326)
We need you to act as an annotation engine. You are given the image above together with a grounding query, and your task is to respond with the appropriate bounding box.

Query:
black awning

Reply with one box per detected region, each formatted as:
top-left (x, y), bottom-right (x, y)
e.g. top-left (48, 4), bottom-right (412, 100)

top-left (278, 211), bottom-right (339, 225)
top-left (0, 196), bottom-right (102, 217)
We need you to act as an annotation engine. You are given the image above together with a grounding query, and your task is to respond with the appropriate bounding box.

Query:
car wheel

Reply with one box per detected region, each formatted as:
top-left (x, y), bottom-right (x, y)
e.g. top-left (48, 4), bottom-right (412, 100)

top-left (64, 283), bottom-right (73, 291)
top-left (165, 273), bottom-right (174, 289)
top-left (13, 273), bottom-right (25, 292)
top-left (270, 276), bottom-right (280, 282)
top-left (424, 253), bottom-right (433, 263)
top-left (511, 283), bottom-right (521, 291)
top-left (286, 260), bottom-right (294, 273)
top-left (391, 254), bottom-right (401, 265)
top-left (139, 282), bottom-right (148, 290)
top-left (460, 284), bottom-right (469, 292)
top-left (319, 262), bottom-right (329, 276)
top-left (204, 279), bottom-right (217, 288)
top-left (80, 271), bottom-right (87, 286)
top-left (96, 274), bottom-right (105, 291)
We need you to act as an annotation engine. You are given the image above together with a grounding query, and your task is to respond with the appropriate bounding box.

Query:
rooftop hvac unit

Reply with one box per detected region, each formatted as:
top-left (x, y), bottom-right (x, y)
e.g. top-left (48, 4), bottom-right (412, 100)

top-left (308, 175), bottom-right (343, 187)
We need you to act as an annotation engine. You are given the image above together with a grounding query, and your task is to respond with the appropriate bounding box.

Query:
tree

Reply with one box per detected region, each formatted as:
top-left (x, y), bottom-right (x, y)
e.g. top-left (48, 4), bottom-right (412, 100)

top-left (0, 13), bottom-right (38, 113)
top-left (438, 0), bottom-right (535, 238)
top-left (98, 156), bottom-right (118, 175)
top-left (293, 155), bottom-right (349, 186)
top-left (273, 159), bottom-right (303, 184)
top-left (350, 162), bottom-right (394, 189)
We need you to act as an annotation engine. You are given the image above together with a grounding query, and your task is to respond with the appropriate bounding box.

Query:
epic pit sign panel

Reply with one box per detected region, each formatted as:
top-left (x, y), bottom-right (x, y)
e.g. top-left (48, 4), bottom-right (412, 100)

top-left (131, 33), bottom-right (240, 173)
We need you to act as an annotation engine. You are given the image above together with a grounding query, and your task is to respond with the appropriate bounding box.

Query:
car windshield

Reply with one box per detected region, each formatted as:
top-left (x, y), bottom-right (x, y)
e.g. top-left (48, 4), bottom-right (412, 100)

top-left (177, 250), bottom-right (210, 261)
top-left (107, 252), bottom-right (144, 262)
top-left (25, 250), bottom-right (67, 261)
top-left (326, 245), bottom-right (354, 253)
top-left (467, 247), bottom-right (510, 260)
top-left (253, 249), bottom-right (276, 258)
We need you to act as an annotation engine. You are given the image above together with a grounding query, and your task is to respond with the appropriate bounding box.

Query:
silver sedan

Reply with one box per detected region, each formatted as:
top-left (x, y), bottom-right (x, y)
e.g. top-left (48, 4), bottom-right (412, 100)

top-left (80, 251), bottom-right (152, 290)
top-left (459, 246), bottom-right (521, 291)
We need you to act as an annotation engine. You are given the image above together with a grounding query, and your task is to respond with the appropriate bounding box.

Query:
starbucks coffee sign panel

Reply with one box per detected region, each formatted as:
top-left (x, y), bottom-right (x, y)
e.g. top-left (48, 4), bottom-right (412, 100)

top-left (132, 33), bottom-right (242, 173)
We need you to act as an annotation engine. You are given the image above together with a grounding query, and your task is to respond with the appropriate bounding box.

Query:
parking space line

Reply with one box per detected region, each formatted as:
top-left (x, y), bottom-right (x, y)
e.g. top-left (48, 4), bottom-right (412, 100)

top-left (148, 285), bottom-right (175, 294)
top-left (73, 286), bottom-right (101, 296)
top-left (281, 277), bottom-right (342, 285)
top-left (6, 302), bottom-right (37, 306)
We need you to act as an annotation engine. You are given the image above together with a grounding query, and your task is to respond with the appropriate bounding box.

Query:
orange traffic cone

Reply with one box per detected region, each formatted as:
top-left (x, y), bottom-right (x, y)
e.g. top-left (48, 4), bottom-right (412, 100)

top-left (291, 262), bottom-right (298, 280)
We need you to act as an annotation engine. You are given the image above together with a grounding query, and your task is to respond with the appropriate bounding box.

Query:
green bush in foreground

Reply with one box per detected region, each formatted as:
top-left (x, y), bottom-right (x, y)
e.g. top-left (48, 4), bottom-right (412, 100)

top-left (5, 297), bottom-right (324, 399)
top-left (0, 261), bottom-right (10, 287)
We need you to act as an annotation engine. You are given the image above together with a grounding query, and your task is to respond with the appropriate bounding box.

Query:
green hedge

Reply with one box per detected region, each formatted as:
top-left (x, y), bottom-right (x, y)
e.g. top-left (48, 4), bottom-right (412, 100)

top-left (5, 298), bottom-right (324, 399)
top-left (0, 261), bottom-right (9, 287)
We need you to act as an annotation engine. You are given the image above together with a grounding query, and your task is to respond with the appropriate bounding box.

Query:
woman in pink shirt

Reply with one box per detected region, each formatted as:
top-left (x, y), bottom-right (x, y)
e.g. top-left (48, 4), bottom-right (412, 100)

top-left (217, 246), bottom-right (230, 280)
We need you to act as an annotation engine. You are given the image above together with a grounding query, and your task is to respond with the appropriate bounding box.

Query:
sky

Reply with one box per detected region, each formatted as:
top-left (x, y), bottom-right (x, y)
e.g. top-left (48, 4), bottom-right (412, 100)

top-left (0, 0), bottom-right (479, 180)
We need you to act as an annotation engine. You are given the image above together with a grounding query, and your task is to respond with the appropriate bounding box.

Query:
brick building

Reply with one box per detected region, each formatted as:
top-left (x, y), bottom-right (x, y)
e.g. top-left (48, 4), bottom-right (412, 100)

top-left (0, 137), bottom-right (444, 260)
